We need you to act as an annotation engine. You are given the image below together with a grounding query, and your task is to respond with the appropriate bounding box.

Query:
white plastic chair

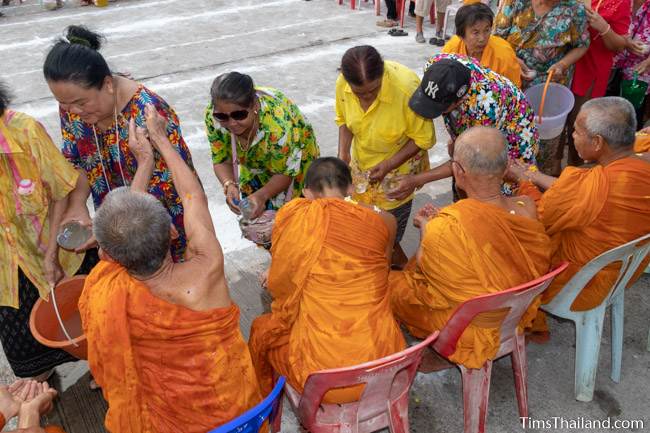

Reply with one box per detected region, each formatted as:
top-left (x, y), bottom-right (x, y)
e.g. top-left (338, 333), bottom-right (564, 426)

top-left (442, 2), bottom-right (462, 39)
top-left (542, 233), bottom-right (650, 402)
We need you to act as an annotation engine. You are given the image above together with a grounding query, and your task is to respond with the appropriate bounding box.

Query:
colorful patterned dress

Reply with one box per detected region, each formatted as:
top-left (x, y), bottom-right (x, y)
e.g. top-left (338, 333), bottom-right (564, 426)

top-left (615, 1), bottom-right (650, 94)
top-left (494, 0), bottom-right (590, 88)
top-left (205, 87), bottom-right (320, 210)
top-left (425, 53), bottom-right (539, 194)
top-left (60, 85), bottom-right (194, 261)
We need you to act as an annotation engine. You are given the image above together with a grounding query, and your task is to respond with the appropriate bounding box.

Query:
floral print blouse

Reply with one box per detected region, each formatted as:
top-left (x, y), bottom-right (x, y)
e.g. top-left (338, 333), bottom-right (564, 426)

top-left (494, 0), bottom-right (590, 88)
top-left (425, 54), bottom-right (539, 194)
top-left (60, 85), bottom-right (194, 261)
top-left (205, 87), bottom-right (320, 210)
top-left (615, 1), bottom-right (650, 94)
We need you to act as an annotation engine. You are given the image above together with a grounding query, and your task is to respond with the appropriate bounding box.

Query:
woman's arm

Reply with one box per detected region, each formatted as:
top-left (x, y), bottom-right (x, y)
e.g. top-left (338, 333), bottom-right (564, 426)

top-left (586, 7), bottom-right (628, 53)
top-left (548, 46), bottom-right (590, 77)
top-left (338, 124), bottom-right (353, 164)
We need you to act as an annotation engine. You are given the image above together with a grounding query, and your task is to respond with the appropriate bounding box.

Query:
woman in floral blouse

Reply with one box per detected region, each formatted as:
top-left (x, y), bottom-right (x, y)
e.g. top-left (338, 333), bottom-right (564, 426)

top-left (44, 25), bottom-right (194, 261)
top-left (206, 72), bottom-right (320, 220)
top-left (494, 0), bottom-right (590, 89)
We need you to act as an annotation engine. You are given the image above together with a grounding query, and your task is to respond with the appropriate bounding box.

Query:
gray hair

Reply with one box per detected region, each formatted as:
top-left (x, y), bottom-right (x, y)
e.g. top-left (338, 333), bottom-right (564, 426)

top-left (93, 187), bottom-right (171, 277)
top-left (581, 97), bottom-right (636, 149)
top-left (454, 126), bottom-right (508, 176)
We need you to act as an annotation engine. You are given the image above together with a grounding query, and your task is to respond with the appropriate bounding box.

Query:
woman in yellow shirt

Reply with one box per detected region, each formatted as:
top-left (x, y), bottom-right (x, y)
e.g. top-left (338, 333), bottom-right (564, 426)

top-left (0, 82), bottom-right (95, 379)
top-left (336, 45), bottom-right (435, 267)
top-left (442, 3), bottom-right (522, 87)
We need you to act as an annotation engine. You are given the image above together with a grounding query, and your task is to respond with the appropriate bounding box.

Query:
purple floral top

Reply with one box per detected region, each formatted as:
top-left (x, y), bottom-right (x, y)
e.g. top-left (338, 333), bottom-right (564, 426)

top-left (615, 1), bottom-right (650, 94)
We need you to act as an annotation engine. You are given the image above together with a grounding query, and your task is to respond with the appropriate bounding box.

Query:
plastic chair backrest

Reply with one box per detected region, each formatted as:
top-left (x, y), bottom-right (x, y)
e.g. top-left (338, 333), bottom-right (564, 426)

top-left (298, 331), bottom-right (439, 427)
top-left (545, 233), bottom-right (650, 315)
top-left (208, 376), bottom-right (286, 433)
top-left (433, 263), bottom-right (569, 358)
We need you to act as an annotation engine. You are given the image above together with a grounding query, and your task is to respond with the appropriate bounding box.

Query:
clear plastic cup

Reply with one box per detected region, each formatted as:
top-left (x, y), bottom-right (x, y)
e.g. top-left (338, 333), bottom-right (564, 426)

top-left (381, 175), bottom-right (400, 201)
top-left (57, 222), bottom-right (92, 251)
top-left (239, 198), bottom-right (254, 221)
top-left (353, 170), bottom-right (370, 194)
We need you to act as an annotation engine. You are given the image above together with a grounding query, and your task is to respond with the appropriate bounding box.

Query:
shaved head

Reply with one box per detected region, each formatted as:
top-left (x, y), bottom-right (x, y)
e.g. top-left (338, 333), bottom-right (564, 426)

top-left (454, 127), bottom-right (508, 177)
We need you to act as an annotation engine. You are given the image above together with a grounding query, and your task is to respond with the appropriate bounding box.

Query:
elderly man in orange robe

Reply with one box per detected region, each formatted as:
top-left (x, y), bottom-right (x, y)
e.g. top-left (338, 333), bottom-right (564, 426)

top-left (390, 126), bottom-right (552, 368)
top-left (509, 96), bottom-right (650, 335)
top-left (79, 106), bottom-right (261, 433)
top-left (248, 157), bottom-right (406, 403)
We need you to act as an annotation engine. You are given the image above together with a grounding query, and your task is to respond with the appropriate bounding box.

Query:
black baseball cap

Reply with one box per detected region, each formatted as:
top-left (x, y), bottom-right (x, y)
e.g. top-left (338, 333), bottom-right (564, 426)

top-left (409, 58), bottom-right (472, 119)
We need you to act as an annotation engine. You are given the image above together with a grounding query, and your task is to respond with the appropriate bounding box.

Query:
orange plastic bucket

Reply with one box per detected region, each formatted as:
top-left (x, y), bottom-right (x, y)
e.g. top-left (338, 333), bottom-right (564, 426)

top-left (95, 0), bottom-right (109, 6)
top-left (29, 275), bottom-right (87, 360)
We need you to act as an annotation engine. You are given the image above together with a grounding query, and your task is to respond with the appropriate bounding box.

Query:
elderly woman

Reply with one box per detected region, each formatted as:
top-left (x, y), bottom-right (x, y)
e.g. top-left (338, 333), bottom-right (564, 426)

top-left (0, 82), bottom-right (96, 380)
top-left (390, 53), bottom-right (538, 200)
top-left (207, 72), bottom-right (319, 222)
top-left (494, 0), bottom-right (590, 88)
top-left (336, 45), bottom-right (435, 267)
top-left (43, 25), bottom-right (194, 262)
top-left (442, 2), bottom-right (522, 86)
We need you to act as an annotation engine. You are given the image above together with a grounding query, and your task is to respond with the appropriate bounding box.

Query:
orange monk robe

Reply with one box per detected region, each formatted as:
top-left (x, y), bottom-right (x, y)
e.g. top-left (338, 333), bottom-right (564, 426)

top-left (537, 157), bottom-right (650, 313)
top-left (249, 198), bottom-right (406, 403)
top-left (634, 133), bottom-right (650, 153)
top-left (79, 261), bottom-right (262, 433)
top-left (390, 199), bottom-right (551, 369)
top-left (442, 35), bottom-right (522, 87)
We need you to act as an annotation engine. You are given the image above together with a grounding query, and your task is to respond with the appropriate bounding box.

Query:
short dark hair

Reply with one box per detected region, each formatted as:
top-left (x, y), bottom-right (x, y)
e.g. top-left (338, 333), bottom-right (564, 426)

top-left (340, 45), bottom-right (384, 87)
top-left (305, 157), bottom-right (352, 195)
top-left (0, 81), bottom-right (11, 117)
top-left (43, 25), bottom-right (111, 89)
top-left (210, 72), bottom-right (256, 108)
top-left (455, 3), bottom-right (494, 38)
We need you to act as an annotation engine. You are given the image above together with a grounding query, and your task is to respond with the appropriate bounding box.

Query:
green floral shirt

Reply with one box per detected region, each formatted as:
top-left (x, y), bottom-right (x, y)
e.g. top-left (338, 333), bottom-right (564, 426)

top-left (205, 87), bottom-right (320, 210)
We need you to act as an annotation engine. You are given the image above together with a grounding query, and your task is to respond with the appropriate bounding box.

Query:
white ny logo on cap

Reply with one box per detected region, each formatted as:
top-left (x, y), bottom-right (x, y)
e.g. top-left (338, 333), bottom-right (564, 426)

top-left (425, 81), bottom-right (439, 99)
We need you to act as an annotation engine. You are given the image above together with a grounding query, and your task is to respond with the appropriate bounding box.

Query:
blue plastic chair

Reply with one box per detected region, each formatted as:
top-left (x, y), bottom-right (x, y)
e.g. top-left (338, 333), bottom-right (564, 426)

top-left (208, 376), bottom-right (286, 433)
top-left (542, 233), bottom-right (650, 402)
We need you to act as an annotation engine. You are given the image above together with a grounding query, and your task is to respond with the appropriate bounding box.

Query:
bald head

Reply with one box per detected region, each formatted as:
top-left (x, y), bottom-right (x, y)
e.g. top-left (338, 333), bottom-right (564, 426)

top-left (454, 127), bottom-right (508, 177)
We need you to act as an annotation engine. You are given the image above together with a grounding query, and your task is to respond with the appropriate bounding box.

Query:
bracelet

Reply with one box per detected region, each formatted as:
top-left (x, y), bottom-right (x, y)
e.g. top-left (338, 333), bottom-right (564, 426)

top-left (599, 24), bottom-right (611, 36)
top-left (222, 179), bottom-right (238, 194)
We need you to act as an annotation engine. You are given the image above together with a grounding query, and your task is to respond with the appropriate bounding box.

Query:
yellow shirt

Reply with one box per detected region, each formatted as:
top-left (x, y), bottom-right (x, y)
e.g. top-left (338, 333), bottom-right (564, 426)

top-left (0, 111), bottom-right (83, 308)
top-left (335, 61), bottom-right (435, 210)
top-left (442, 35), bottom-right (522, 88)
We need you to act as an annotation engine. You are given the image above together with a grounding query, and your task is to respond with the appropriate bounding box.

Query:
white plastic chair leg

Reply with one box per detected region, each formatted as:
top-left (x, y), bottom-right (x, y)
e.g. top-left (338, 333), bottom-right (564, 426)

top-left (610, 294), bottom-right (624, 383)
top-left (574, 310), bottom-right (605, 402)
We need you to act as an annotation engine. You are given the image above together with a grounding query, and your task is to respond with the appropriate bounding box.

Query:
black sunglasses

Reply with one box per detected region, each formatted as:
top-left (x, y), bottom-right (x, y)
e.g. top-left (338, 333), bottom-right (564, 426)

top-left (213, 109), bottom-right (250, 122)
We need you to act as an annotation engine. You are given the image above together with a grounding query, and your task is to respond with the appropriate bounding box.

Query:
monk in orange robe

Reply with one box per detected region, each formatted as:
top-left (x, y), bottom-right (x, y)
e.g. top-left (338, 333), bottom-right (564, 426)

top-left (249, 157), bottom-right (406, 403)
top-left (79, 107), bottom-right (261, 433)
top-left (509, 97), bottom-right (650, 333)
top-left (390, 127), bottom-right (551, 368)
top-left (442, 3), bottom-right (522, 87)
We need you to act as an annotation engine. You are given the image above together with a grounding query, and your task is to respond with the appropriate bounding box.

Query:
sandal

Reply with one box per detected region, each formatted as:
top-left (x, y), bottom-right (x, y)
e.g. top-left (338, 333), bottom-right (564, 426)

top-left (389, 28), bottom-right (408, 37)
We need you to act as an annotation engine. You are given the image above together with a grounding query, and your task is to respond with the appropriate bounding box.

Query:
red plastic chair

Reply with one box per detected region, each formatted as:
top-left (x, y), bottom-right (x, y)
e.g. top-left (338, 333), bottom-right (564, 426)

top-left (284, 331), bottom-right (439, 433)
top-left (429, 263), bottom-right (569, 433)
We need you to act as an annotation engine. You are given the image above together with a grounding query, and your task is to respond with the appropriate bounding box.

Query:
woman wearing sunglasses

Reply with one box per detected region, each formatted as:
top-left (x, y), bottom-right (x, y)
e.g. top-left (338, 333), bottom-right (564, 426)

top-left (44, 25), bottom-right (195, 262)
top-left (206, 72), bottom-right (320, 220)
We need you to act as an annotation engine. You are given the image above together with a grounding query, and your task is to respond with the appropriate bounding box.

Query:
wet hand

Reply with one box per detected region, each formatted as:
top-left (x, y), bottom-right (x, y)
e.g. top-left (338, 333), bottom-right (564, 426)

top-left (225, 184), bottom-right (241, 215)
top-left (245, 192), bottom-right (267, 220)
top-left (627, 38), bottom-right (649, 57)
top-left (368, 160), bottom-right (391, 182)
top-left (128, 118), bottom-right (154, 165)
top-left (506, 159), bottom-right (530, 182)
top-left (386, 175), bottom-right (417, 201)
top-left (144, 104), bottom-right (169, 147)
top-left (43, 254), bottom-right (64, 289)
top-left (413, 204), bottom-right (439, 228)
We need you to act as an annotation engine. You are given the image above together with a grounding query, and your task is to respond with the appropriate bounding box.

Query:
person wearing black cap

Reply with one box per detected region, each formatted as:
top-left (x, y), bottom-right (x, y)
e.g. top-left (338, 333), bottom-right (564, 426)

top-left (387, 53), bottom-right (539, 200)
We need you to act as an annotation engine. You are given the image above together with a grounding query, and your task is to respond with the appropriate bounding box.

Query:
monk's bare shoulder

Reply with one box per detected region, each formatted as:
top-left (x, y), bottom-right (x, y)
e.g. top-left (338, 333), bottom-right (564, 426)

top-left (634, 152), bottom-right (650, 163)
top-left (164, 258), bottom-right (231, 311)
top-left (509, 195), bottom-right (538, 220)
top-left (357, 202), bottom-right (397, 232)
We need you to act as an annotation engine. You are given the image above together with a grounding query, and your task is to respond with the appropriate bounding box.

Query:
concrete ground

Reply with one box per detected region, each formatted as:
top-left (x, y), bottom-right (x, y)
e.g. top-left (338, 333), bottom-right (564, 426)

top-left (1, 0), bottom-right (649, 432)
